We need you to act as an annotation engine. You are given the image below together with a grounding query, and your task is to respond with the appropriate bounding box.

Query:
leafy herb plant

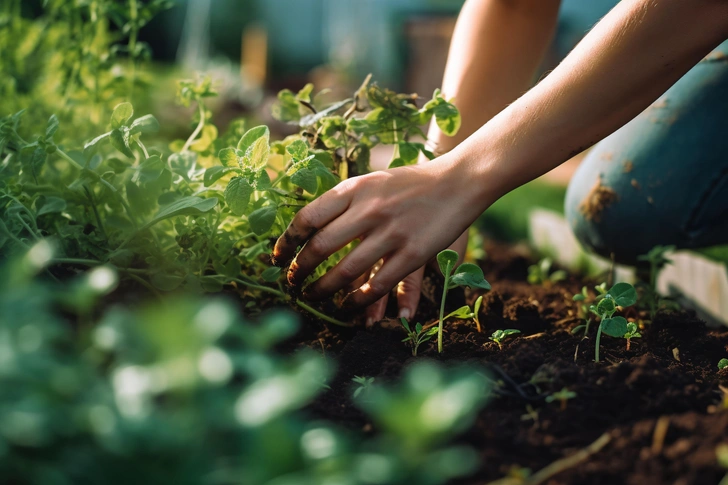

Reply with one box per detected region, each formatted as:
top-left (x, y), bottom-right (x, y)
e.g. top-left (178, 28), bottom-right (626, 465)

top-left (352, 376), bottom-right (375, 399)
top-left (489, 329), bottom-right (521, 349)
top-left (436, 249), bottom-right (491, 353)
top-left (719, 359), bottom-right (728, 370)
top-left (400, 318), bottom-right (438, 356)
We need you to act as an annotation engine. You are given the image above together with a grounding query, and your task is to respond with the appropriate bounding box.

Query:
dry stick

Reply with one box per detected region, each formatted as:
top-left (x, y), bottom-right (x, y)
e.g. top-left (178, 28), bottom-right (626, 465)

top-left (484, 433), bottom-right (612, 485)
top-left (651, 416), bottom-right (670, 455)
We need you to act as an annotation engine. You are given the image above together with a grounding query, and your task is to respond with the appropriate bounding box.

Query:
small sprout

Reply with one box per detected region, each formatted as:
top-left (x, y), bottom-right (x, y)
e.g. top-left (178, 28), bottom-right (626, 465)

top-left (589, 282), bottom-right (638, 363)
top-left (637, 245), bottom-right (676, 318)
top-left (489, 329), bottom-right (521, 349)
top-left (400, 318), bottom-right (438, 356)
top-left (546, 387), bottom-right (577, 411)
top-left (719, 359), bottom-right (728, 371)
top-left (352, 376), bottom-right (375, 399)
top-left (527, 257), bottom-right (567, 286)
top-left (436, 249), bottom-right (491, 353)
top-left (624, 322), bottom-right (642, 350)
top-left (473, 295), bottom-right (483, 333)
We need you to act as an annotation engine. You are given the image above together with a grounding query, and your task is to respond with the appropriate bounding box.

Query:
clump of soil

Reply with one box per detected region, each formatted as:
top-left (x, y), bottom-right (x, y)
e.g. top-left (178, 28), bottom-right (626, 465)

top-left (289, 243), bottom-right (728, 485)
top-left (580, 180), bottom-right (618, 222)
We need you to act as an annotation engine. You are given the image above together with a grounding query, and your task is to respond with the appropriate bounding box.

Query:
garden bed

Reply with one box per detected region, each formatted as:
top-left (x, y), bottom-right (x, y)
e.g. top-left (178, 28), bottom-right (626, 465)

top-left (289, 243), bottom-right (728, 485)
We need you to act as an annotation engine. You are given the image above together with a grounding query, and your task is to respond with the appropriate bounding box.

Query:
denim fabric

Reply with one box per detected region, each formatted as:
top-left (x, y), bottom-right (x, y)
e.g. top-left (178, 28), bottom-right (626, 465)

top-left (565, 39), bottom-right (728, 263)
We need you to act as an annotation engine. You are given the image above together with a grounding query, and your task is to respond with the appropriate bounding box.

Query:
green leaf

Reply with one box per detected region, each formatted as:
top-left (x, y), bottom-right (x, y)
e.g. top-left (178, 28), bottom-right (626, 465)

top-left (286, 139), bottom-right (309, 160)
top-left (450, 263), bottom-right (491, 290)
top-left (299, 98), bottom-right (353, 127)
top-left (107, 157), bottom-right (130, 174)
top-left (219, 147), bottom-right (239, 168)
top-left (244, 136), bottom-right (270, 171)
top-left (248, 205), bottom-right (277, 235)
top-left (719, 359), bottom-right (728, 370)
top-left (150, 273), bottom-right (185, 291)
top-left (45, 115), bottom-right (59, 140)
top-left (168, 151), bottom-right (197, 181)
top-left (437, 249), bottom-right (459, 276)
top-left (596, 297), bottom-right (616, 315)
top-left (224, 176), bottom-right (254, 216)
top-left (609, 282), bottom-right (637, 307)
top-left (139, 196), bottom-right (218, 232)
top-left (474, 295), bottom-right (483, 316)
top-left (111, 102), bottom-right (134, 129)
top-left (401, 318), bottom-right (412, 333)
top-left (601, 316), bottom-right (628, 338)
top-left (237, 125), bottom-right (270, 152)
top-left (204, 166), bottom-right (230, 186)
top-left (261, 266), bottom-right (282, 282)
top-left (110, 128), bottom-right (134, 158)
top-left (83, 132), bottom-right (111, 156)
top-left (290, 167), bottom-right (317, 194)
top-left (136, 155), bottom-right (165, 184)
top-left (129, 114), bottom-right (160, 135)
top-left (444, 305), bottom-right (474, 320)
top-left (37, 196), bottom-right (66, 216)
top-left (255, 170), bottom-right (271, 190)
top-left (397, 142), bottom-right (419, 165)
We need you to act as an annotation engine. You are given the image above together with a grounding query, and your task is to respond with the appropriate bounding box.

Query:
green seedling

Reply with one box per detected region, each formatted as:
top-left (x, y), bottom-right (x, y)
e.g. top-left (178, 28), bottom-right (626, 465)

top-left (623, 322), bottom-right (642, 350)
top-left (436, 249), bottom-right (491, 353)
top-left (546, 388), bottom-right (577, 411)
top-left (489, 329), bottom-right (521, 349)
top-left (352, 376), bottom-right (375, 399)
top-left (400, 318), bottom-right (438, 356)
top-left (527, 257), bottom-right (567, 287)
top-left (589, 282), bottom-right (638, 363)
top-left (719, 359), bottom-right (728, 371)
top-left (637, 245), bottom-right (676, 318)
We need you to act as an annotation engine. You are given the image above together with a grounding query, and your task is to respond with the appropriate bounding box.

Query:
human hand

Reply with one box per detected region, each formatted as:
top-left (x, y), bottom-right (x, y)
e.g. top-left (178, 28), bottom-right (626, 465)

top-left (272, 156), bottom-right (488, 311)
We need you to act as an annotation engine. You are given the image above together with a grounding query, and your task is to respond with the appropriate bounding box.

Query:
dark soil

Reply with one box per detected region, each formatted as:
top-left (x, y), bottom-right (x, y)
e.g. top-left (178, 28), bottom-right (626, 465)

top-left (287, 243), bottom-right (728, 485)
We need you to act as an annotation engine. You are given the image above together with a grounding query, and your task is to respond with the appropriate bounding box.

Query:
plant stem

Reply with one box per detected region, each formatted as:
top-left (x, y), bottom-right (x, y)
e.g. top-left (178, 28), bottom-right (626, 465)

top-left (295, 299), bottom-right (353, 327)
top-left (594, 323), bottom-right (604, 363)
top-left (181, 101), bottom-right (206, 153)
top-left (437, 262), bottom-right (454, 353)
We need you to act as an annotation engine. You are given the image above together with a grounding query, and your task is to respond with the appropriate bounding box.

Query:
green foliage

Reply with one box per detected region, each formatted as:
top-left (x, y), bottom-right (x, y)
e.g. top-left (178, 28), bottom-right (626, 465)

top-left (435, 249), bottom-right (491, 353)
top-left (527, 257), bottom-right (567, 286)
top-left (400, 318), bottom-right (439, 356)
top-left (588, 282), bottom-right (638, 362)
top-left (489, 329), bottom-right (521, 349)
top-left (624, 322), bottom-right (642, 350)
top-left (719, 358), bottom-right (728, 370)
top-left (0, 243), bottom-right (494, 484)
top-left (352, 376), bottom-right (375, 399)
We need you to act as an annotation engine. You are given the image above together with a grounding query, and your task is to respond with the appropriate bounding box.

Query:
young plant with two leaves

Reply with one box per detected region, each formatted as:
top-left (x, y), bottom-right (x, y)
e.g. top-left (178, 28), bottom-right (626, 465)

top-left (435, 249), bottom-right (491, 353)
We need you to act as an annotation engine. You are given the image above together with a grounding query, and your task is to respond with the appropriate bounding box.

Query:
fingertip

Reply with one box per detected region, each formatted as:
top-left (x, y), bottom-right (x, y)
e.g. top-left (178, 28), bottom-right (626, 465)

top-left (398, 307), bottom-right (411, 320)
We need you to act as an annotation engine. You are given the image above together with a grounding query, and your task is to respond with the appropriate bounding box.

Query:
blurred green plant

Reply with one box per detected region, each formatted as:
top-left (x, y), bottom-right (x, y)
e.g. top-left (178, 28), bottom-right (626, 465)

top-left (545, 388), bottom-right (577, 411)
top-left (0, 241), bottom-right (492, 484)
top-left (489, 329), bottom-right (521, 349)
top-left (527, 257), bottom-right (567, 287)
top-left (636, 245), bottom-right (679, 318)
top-left (719, 358), bottom-right (728, 370)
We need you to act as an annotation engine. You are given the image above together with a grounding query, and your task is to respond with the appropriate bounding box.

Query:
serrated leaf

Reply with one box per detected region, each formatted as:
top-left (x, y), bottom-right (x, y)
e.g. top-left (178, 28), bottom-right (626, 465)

top-left (609, 282), bottom-right (637, 307)
top-left (290, 167), bottom-right (317, 194)
top-left (237, 125), bottom-right (269, 152)
top-left (219, 147), bottom-right (239, 168)
top-left (450, 263), bottom-right (491, 290)
top-left (224, 176), bottom-right (253, 216)
top-left (244, 136), bottom-right (270, 171)
top-left (437, 249), bottom-right (459, 275)
top-left (129, 114), bottom-right (160, 135)
top-left (286, 139), bottom-right (309, 160)
top-left (111, 102), bottom-right (134, 129)
top-left (255, 170), bottom-right (271, 190)
top-left (601, 316), bottom-right (628, 338)
top-left (248, 205), bottom-right (277, 235)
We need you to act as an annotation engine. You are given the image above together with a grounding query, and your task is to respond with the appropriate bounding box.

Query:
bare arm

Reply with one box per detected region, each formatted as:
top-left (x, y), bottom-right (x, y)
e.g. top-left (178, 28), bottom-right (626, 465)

top-left (275, 0), bottom-right (728, 310)
top-left (429, 0), bottom-right (561, 154)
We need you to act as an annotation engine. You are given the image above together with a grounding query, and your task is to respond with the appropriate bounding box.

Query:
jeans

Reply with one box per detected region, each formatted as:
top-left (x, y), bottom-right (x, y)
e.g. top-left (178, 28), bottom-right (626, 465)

top-left (565, 39), bottom-right (728, 263)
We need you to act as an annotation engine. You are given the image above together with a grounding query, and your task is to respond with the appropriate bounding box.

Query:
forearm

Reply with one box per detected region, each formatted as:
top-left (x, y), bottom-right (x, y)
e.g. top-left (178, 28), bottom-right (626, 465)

top-left (455, 0), bottom-right (728, 202)
top-left (429, 0), bottom-right (561, 154)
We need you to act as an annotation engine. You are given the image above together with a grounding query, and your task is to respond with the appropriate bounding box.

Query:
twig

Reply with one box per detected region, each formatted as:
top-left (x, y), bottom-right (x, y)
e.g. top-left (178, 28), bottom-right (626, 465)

top-left (484, 433), bottom-right (611, 485)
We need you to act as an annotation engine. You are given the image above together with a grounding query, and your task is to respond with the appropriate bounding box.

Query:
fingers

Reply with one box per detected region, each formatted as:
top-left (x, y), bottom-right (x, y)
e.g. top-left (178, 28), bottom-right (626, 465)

top-left (365, 261), bottom-right (387, 328)
top-left (396, 266), bottom-right (425, 319)
top-left (272, 186), bottom-right (352, 267)
top-left (303, 237), bottom-right (394, 300)
top-left (343, 252), bottom-right (423, 309)
top-left (286, 215), bottom-right (372, 287)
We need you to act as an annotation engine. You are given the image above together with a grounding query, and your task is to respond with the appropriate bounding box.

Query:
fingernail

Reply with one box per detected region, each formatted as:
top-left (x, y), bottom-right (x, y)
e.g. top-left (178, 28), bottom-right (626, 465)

top-left (398, 308), bottom-right (411, 320)
top-left (366, 317), bottom-right (374, 328)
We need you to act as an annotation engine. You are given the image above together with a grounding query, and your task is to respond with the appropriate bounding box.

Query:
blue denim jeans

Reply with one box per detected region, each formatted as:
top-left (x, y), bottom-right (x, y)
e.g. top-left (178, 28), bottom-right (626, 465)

top-left (565, 39), bottom-right (728, 263)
